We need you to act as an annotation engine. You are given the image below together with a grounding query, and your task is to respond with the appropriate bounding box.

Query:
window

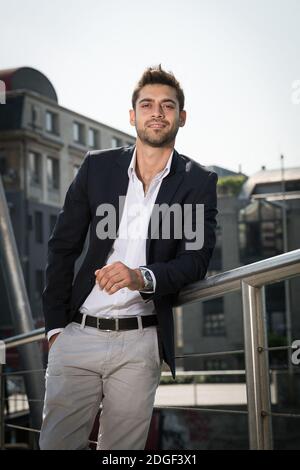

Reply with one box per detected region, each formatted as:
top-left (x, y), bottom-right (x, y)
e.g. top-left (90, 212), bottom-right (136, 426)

top-left (239, 200), bottom-right (283, 263)
top-left (73, 122), bottom-right (85, 144)
top-left (47, 156), bottom-right (59, 190)
top-left (30, 105), bottom-right (38, 129)
top-left (203, 297), bottom-right (225, 336)
top-left (28, 151), bottom-right (42, 185)
top-left (286, 180), bottom-right (300, 192)
top-left (46, 110), bottom-right (59, 134)
top-left (88, 128), bottom-right (98, 148)
top-left (265, 282), bottom-right (286, 336)
top-left (34, 211), bottom-right (43, 244)
top-left (111, 136), bottom-right (122, 148)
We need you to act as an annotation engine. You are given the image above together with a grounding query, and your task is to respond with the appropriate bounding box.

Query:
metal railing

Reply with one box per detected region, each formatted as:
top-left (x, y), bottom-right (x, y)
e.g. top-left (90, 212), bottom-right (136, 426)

top-left (1, 248), bottom-right (300, 450)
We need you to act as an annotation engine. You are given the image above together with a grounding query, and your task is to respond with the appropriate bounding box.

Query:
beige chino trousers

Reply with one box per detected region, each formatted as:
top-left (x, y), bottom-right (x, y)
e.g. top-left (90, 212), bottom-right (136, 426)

top-left (39, 318), bottom-right (163, 450)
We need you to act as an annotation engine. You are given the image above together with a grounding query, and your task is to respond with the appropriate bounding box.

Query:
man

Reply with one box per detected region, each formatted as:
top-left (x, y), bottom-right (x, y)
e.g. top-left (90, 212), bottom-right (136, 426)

top-left (39, 65), bottom-right (218, 450)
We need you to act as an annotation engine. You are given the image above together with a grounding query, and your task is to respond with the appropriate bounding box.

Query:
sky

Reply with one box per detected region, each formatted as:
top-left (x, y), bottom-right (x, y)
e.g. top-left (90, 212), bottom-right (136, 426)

top-left (1, 0), bottom-right (300, 176)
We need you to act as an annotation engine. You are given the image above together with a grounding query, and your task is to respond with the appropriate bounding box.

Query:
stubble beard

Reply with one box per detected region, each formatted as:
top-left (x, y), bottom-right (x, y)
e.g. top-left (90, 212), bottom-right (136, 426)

top-left (136, 121), bottom-right (180, 148)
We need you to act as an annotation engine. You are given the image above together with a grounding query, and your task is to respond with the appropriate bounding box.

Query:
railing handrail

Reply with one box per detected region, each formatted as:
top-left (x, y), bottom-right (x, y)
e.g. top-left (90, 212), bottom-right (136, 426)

top-left (3, 328), bottom-right (45, 349)
top-left (176, 248), bottom-right (300, 305)
top-left (2, 249), bottom-right (300, 349)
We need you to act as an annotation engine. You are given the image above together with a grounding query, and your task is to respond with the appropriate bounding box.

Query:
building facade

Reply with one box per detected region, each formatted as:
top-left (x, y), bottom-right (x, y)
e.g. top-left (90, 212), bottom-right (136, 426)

top-left (0, 67), bottom-right (135, 333)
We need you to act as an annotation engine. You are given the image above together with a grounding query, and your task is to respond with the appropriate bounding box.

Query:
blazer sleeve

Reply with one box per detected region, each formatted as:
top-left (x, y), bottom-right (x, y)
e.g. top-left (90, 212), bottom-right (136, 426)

top-left (42, 151), bottom-right (92, 333)
top-left (139, 171), bottom-right (218, 302)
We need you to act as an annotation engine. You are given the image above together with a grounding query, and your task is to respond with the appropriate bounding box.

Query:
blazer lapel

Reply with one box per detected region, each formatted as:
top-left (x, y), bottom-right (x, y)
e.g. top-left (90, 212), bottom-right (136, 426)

top-left (112, 147), bottom-right (132, 235)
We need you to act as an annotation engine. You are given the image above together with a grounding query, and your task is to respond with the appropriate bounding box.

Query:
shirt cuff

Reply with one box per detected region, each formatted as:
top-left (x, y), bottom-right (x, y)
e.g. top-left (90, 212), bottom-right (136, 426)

top-left (139, 267), bottom-right (156, 293)
top-left (47, 328), bottom-right (64, 341)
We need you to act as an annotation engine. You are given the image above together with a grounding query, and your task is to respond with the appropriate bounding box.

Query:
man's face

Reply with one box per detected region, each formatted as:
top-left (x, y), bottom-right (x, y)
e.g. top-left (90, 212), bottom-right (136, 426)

top-left (130, 84), bottom-right (186, 148)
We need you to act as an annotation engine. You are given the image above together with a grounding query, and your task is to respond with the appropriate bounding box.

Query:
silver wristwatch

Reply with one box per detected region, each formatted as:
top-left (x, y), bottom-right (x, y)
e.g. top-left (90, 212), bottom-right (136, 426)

top-left (139, 267), bottom-right (154, 291)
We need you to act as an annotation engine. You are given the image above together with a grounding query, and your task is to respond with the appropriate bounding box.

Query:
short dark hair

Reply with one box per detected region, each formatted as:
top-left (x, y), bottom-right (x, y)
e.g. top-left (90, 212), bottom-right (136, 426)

top-left (132, 64), bottom-right (185, 111)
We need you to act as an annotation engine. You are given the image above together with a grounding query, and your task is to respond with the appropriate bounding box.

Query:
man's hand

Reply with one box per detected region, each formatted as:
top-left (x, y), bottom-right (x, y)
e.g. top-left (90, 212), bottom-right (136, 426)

top-left (95, 261), bottom-right (145, 294)
top-left (48, 333), bottom-right (61, 351)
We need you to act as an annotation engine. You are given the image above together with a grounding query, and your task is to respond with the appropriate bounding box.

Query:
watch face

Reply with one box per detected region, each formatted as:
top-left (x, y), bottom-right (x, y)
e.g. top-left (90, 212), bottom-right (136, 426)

top-left (140, 269), bottom-right (153, 289)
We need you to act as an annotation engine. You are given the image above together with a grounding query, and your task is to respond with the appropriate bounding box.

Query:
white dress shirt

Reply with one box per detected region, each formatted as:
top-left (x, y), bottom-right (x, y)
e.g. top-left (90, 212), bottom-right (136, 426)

top-left (47, 147), bottom-right (174, 340)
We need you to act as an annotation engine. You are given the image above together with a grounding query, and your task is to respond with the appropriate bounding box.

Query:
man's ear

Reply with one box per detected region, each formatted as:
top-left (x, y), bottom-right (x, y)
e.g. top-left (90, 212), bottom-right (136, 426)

top-left (179, 110), bottom-right (187, 127)
top-left (129, 109), bottom-right (136, 126)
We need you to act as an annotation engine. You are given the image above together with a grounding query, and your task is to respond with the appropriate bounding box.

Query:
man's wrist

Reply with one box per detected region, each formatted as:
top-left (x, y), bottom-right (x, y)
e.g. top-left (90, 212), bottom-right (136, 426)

top-left (134, 268), bottom-right (145, 290)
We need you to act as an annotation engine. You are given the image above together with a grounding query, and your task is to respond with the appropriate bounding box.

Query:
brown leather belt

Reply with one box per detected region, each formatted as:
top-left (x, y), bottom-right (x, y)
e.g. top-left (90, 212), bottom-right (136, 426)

top-left (73, 312), bottom-right (158, 331)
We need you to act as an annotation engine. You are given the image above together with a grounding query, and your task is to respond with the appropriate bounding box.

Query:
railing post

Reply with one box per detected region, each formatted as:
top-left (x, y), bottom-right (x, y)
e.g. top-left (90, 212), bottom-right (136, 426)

top-left (242, 281), bottom-right (273, 449)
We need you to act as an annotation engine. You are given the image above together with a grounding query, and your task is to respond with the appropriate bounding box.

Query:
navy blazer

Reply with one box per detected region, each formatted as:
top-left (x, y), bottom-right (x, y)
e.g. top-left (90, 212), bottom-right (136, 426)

top-left (42, 145), bottom-right (218, 379)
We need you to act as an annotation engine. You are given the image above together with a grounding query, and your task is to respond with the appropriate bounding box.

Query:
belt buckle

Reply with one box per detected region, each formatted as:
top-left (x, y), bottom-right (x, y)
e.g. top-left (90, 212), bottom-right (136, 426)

top-left (96, 317), bottom-right (102, 330)
top-left (96, 317), bottom-right (111, 331)
top-left (96, 317), bottom-right (119, 331)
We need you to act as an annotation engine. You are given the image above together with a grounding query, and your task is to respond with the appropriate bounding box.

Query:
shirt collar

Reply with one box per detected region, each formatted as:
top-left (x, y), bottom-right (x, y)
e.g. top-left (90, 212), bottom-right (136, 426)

top-left (127, 146), bottom-right (174, 181)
